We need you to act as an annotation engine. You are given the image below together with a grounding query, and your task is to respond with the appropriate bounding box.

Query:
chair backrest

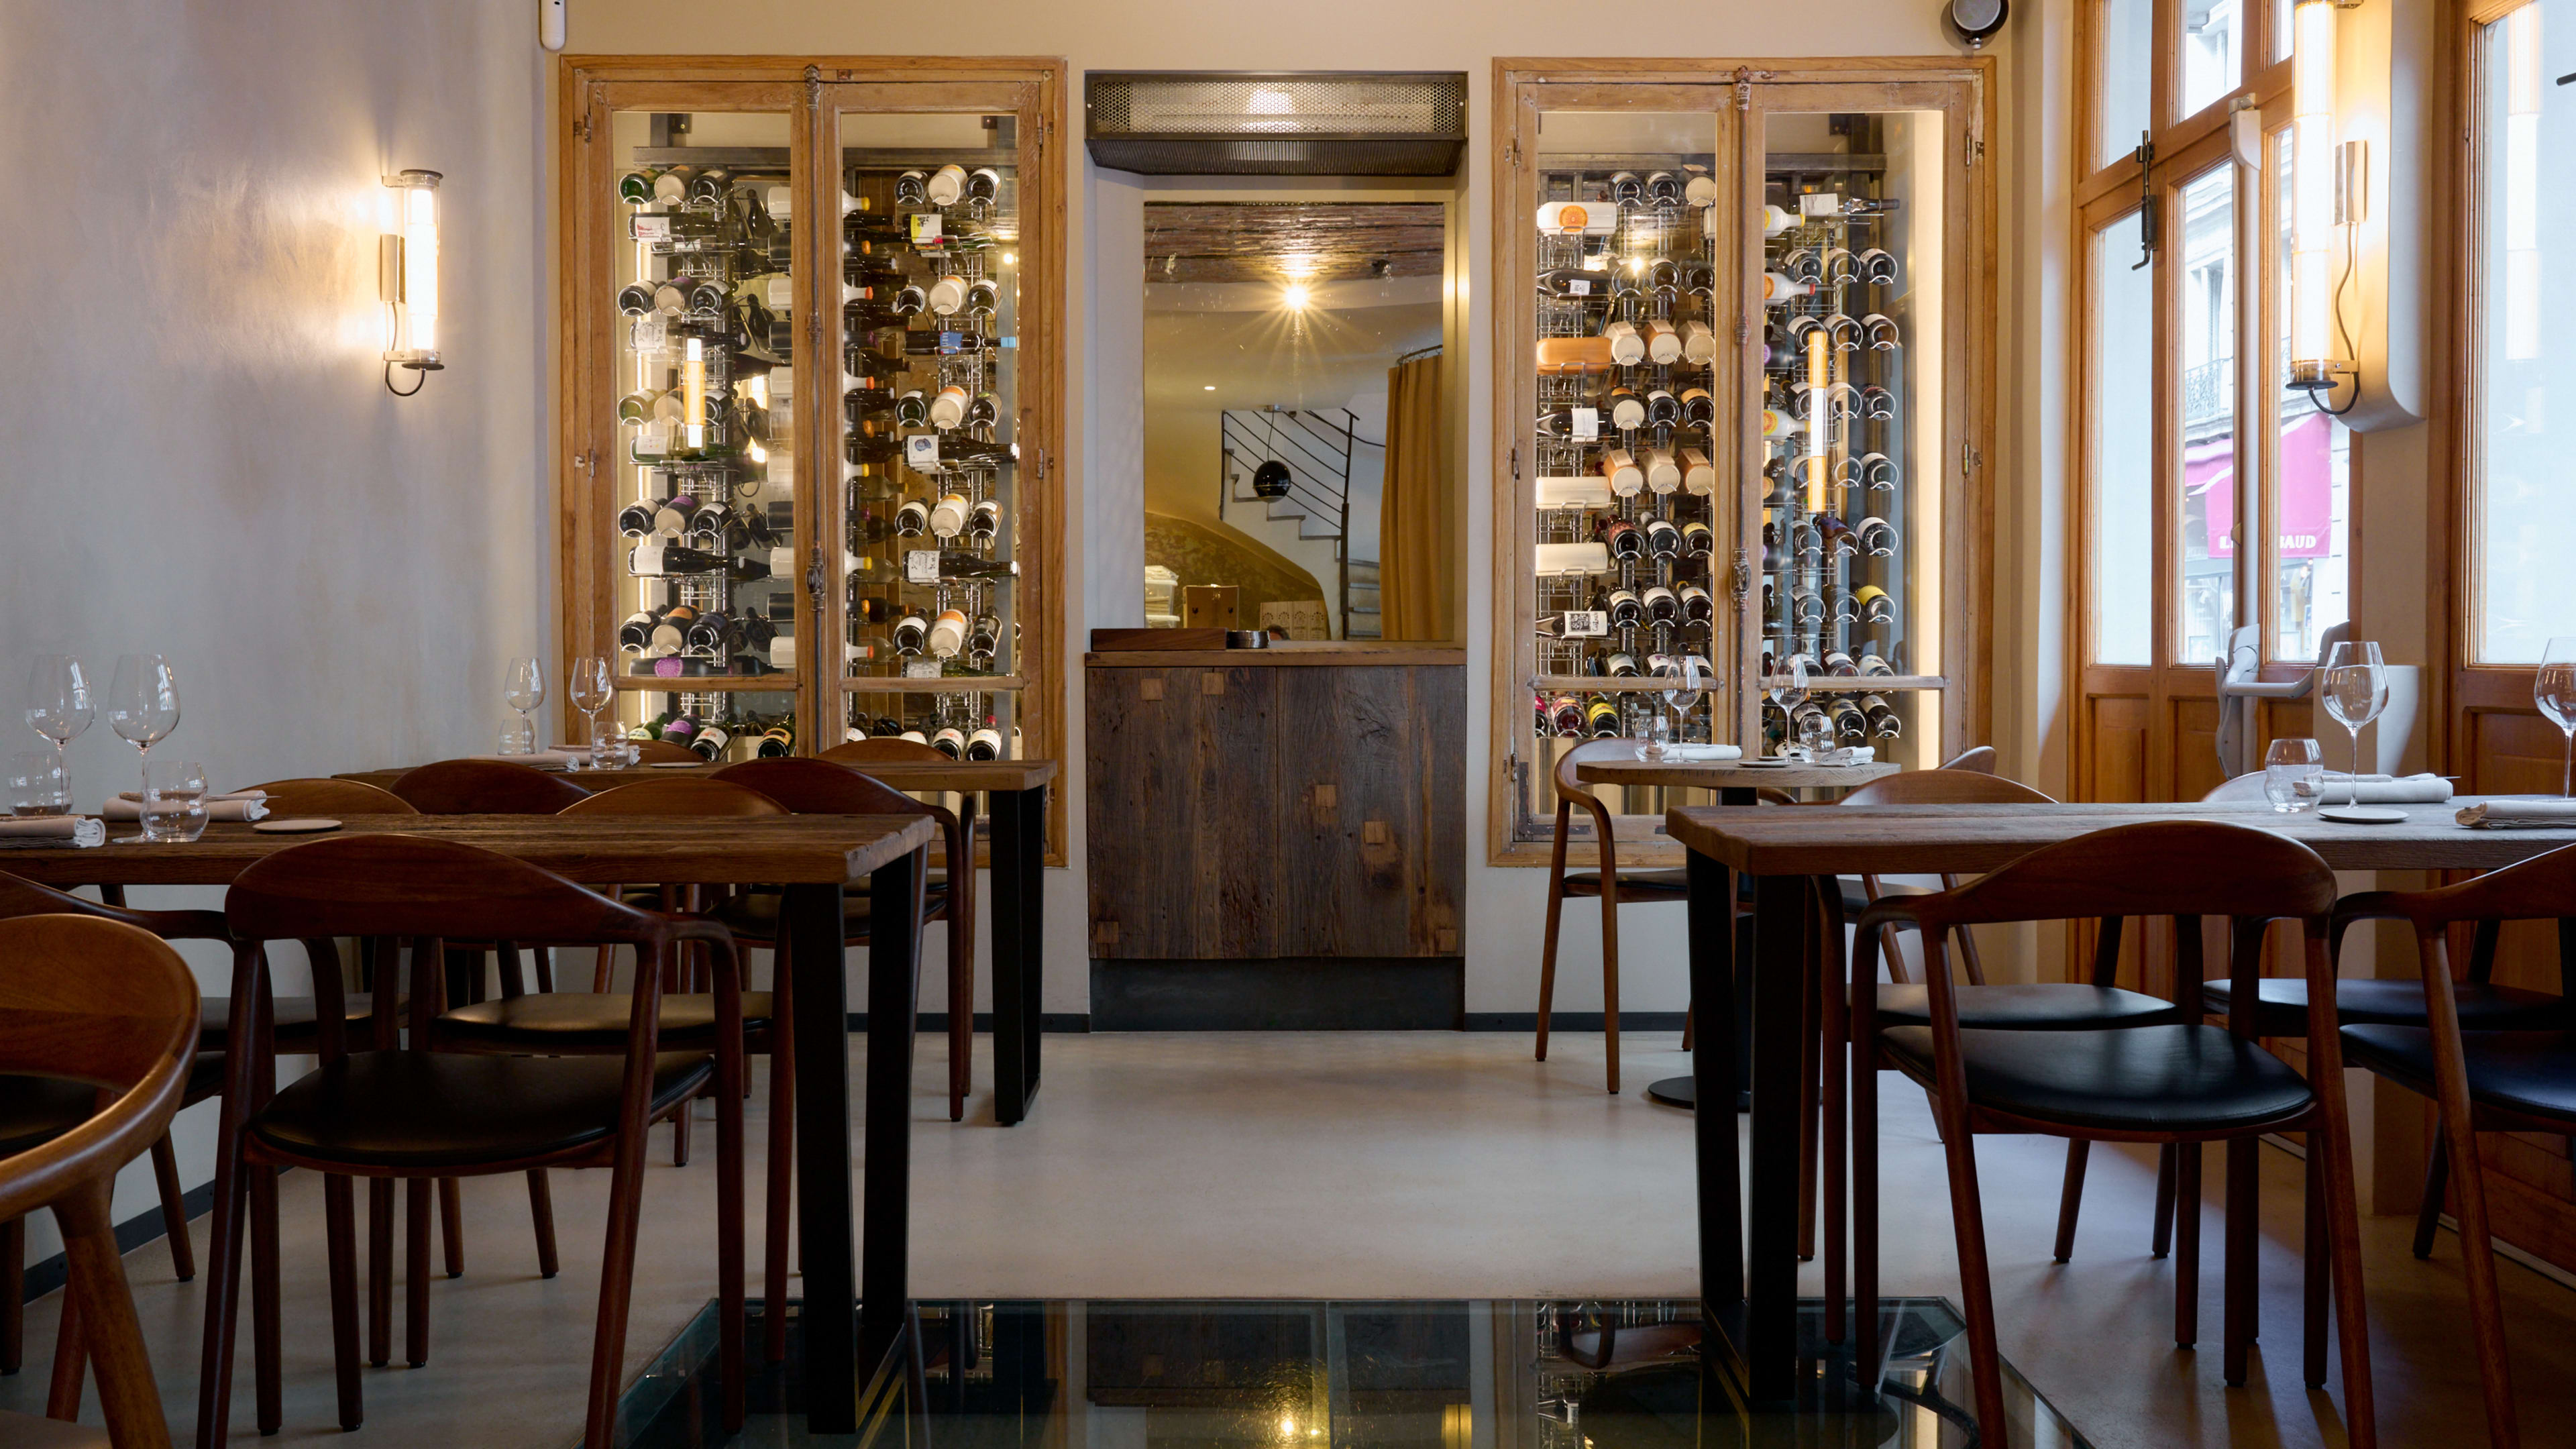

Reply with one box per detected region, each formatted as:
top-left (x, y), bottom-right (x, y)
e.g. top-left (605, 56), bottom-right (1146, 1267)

top-left (0, 916), bottom-right (199, 1226)
top-left (2374, 839), bottom-right (2576, 932)
top-left (246, 777), bottom-right (419, 816)
top-left (1550, 738), bottom-right (1642, 797)
top-left (1839, 769), bottom-right (2057, 808)
top-left (390, 759), bottom-right (593, 814)
top-left (2202, 772), bottom-right (2273, 804)
top-left (820, 738), bottom-right (949, 764)
top-left (630, 739), bottom-right (700, 764)
top-left (1939, 745), bottom-right (1999, 774)
top-left (1889, 820), bottom-right (2339, 931)
top-left (225, 835), bottom-right (661, 946)
top-left (710, 757), bottom-right (936, 818)
top-left (559, 777), bottom-right (788, 818)
top-left (0, 869), bottom-right (225, 941)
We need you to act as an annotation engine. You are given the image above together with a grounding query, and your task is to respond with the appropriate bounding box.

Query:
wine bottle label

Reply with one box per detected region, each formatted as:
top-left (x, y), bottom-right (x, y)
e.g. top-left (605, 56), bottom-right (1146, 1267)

top-left (906, 549), bottom-right (941, 584)
top-left (907, 212), bottom-right (943, 246)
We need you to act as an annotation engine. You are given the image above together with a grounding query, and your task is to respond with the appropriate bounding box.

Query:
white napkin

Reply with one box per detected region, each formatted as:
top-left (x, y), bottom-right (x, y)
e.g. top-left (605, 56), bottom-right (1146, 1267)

top-left (0, 816), bottom-right (105, 847)
top-left (97, 798), bottom-right (269, 823)
top-left (2301, 772), bottom-right (2453, 804)
top-left (1819, 746), bottom-right (1877, 766)
top-left (451, 751), bottom-right (579, 770)
top-left (1663, 743), bottom-right (1743, 761)
top-left (2457, 798), bottom-right (2576, 828)
top-left (115, 788), bottom-right (268, 804)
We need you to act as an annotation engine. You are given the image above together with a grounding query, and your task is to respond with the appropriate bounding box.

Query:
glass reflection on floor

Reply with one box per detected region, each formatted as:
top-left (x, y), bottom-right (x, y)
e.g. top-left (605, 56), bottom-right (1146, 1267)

top-left (616, 1299), bottom-right (2088, 1449)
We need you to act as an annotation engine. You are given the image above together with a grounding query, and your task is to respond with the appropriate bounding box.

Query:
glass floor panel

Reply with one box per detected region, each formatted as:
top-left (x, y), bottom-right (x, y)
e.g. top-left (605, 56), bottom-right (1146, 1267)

top-left (614, 1299), bottom-right (2089, 1449)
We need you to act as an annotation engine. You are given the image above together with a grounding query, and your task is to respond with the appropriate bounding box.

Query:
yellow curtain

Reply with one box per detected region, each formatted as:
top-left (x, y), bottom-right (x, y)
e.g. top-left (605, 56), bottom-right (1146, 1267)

top-left (1378, 353), bottom-right (1454, 641)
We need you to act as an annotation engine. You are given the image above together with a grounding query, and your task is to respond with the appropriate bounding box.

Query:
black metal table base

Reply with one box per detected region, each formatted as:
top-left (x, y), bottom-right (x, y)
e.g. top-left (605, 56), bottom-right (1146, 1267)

top-left (1644, 1075), bottom-right (1753, 1111)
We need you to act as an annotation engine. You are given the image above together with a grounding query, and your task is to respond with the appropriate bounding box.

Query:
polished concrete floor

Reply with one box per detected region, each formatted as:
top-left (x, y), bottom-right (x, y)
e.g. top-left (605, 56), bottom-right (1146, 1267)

top-left (5, 1030), bottom-right (2574, 1447)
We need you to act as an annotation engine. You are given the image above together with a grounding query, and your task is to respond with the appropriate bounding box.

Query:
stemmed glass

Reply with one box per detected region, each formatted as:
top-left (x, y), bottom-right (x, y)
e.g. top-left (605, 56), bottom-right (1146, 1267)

top-left (23, 655), bottom-right (93, 789)
top-left (105, 655), bottom-right (180, 841)
top-left (2536, 638), bottom-right (2576, 797)
top-left (1764, 654), bottom-right (1809, 759)
top-left (1660, 655), bottom-right (1706, 754)
top-left (2317, 641), bottom-right (2389, 810)
top-left (502, 657), bottom-right (545, 755)
top-left (567, 655), bottom-right (615, 767)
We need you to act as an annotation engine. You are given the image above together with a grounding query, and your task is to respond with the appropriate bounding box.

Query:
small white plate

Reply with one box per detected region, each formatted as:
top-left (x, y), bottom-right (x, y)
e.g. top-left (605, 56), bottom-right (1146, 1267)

top-left (252, 818), bottom-right (342, 834)
top-left (1733, 757), bottom-right (1797, 769)
top-left (2318, 806), bottom-right (2409, 825)
top-left (648, 760), bottom-right (703, 769)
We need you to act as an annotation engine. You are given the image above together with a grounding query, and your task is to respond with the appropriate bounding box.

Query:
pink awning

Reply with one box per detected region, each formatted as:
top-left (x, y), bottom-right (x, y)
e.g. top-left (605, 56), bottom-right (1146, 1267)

top-left (2189, 414), bottom-right (2334, 561)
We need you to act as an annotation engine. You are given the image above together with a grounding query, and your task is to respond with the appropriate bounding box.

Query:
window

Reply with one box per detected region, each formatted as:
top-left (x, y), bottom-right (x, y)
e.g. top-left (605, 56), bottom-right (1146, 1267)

top-left (2176, 165), bottom-right (2236, 665)
top-left (2271, 125), bottom-right (2349, 659)
top-left (2473, 0), bottom-right (2575, 662)
top-left (2090, 217), bottom-right (2157, 665)
top-left (2098, 0), bottom-right (2155, 168)
top-left (2181, 0), bottom-right (2246, 116)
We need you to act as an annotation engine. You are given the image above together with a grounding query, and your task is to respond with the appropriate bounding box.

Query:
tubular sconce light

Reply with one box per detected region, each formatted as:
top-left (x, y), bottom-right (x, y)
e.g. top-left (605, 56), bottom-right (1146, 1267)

top-left (381, 169), bottom-right (443, 396)
top-left (2287, 0), bottom-right (2361, 409)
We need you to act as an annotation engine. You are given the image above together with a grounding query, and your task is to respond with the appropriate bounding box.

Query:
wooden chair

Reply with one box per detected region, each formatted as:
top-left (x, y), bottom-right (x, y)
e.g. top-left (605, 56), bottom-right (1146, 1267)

top-left (204, 835), bottom-right (747, 1448)
top-left (2332, 845), bottom-right (2576, 1448)
top-left (1938, 745), bottom-right (1999, 774)
top-left (1536, 739), bottom-right (1701, 1094)
top-left (1846, 822), bottom-right (2374, 1447)
top-left (386, 759), bottom-right (593, 816)
top-left (436, 775), bottom-right (800, 1361)
top-left (0, 915), bottom-right (202, 1449)
top-left (241, 778), bottom-right (411, 816)
top-left (711, 757), bottom-right (977, 1120)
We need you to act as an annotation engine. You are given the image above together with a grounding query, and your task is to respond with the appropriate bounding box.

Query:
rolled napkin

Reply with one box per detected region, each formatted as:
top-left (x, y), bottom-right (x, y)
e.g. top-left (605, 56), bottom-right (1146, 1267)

top-left (115, 788), bottom-right (268, 804)
top-left (0, 816), bottom-right (106, 847)
top-left (453, 751), bottom-right (580, 769)
top-left (1663, 743), bottom-right (1744, 762)
top-left (1819, 745), bottom-right (1877, 766)
top-left (2457, 798), bottom-right (2576, 829)
top-left (97, 797), bottom-right (270, 823)
top-left (2299, 771), bottom-right (2453, 804)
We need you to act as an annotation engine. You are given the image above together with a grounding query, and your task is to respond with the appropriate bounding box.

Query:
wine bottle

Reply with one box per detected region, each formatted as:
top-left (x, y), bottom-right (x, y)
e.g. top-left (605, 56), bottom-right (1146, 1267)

top-left (618, 498), bottom-right (669, 538)
top-left (1681, 449), bottom-right (1716, 497)
top-left (617, 610), bottom-right (659, 653)
top-left (969, 612), bottom-right (1002, 656)
top-left (1535, 335), bottom-right (1614, 373)
top-left (845, 384), bottom-right (901, 425)
top-left (1858, 517), bottom-right (1896, 555)
top-left (1643, 515), bottom-right (1681, 556)
top-left (1535, 203), bottom-right (1616, 237)
top-left (926, 273), bottom-right (970, 315)
top-left (1823, 651), bottom-right (1861, 677)
top-left (966, 719), bottom-right (1003, 760)
top-left (629, 540), bottom-right (732, 578)
top-left (1600, 449), bottom-right (1643, 498)
top-left (1680, 582), bottom-right (1713, 623)
top-left (1858, 651), bottom-right (1896, 677)
top-left (1644, 170), bottom-right (1685, 205)
top-left (924, 164), bottom-right (969, 207)
top-left (967, 278), bottom-right (1001, 316)
top-left (894, 498), bottom-right (930, 537)
top-left (1645, 388), bottom-right (1680, 427)
top-left (1605, 652), bottom-right (1640, 678)
top-left (1643, 584), bottom-right (1679, 624)
top-left (934, 551), bottom-right (1020, 580)
top-left (844, 250), bottom-right (904, 288)
top-left (847, 430), bottom-right (902, 467)
top-left (910, 436), bottom-right (1017, 471)
top-left (894, 388), bottom-right (932, 427)
top-left (892, 170), bottom-right (929, 206)
top-left (929, 492), bottom-right (972, 539)
top-left (685, 612), bottom-right (739, 653)
top-left (1762, 272), bottom-right (1814, 305)
top-left (969, 498), bottom-right (1003, 544)
top-left (1643, 447), bottom-right (1680, 495)
top-left (1861, 694), bottom-right (1902, 738)
top-left (1762, 203), bottom-right (1796, 235)
top-left (930, 724), bottom-right (967, 759)
top-left (1546, 694), bottom-right (1583, 735)
top-left (1643, 321), bottom-right (1683, 366)
top-left (1681, 521), bottom-right (1714, 557)
top-left (892, 612), bottom-right (928, 653)
top-left (1829, 698), bottom-right (1868, 742)
top-left (1604, 587), bottom-right (1644, 627)
top-left (1585, 695), bottom-right (1623, 738)
top-left (928, 608), bottom-right (969, 658)
top-left (1603, 319), bottom-right (1646, 367)
top-left (1856, 584), bottom-right (1894, 624)
top-left (966, 391), bottom-right (999, 427)
top-left (1605, 387), bottom-right (1646, 431)
top-left (756, 721), bottom-right (796, 757)
top-left (927, 384), bottom-right (971, 430)
top-left (966, 167), bottom-right (1002, 205)
top-left (1537, 265), bottom-right (1618, 297)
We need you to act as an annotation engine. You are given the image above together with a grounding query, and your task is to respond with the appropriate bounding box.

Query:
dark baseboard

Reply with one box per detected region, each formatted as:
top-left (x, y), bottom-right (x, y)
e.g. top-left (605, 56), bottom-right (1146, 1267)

top-left (840, 1012), bottom-right (1092, 1032)
top-left (1461, 1012), bottom-right (1687, 1032)
top-left (1089, 958), bottom-right (1466, 1030)
top-left (19, 1178), bottom-right (217, 1305)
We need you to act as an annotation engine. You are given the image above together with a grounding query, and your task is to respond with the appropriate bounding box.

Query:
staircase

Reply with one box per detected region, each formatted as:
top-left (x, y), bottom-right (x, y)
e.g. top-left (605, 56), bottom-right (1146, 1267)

top-left (1218, 407), bottom-right (1383, 640)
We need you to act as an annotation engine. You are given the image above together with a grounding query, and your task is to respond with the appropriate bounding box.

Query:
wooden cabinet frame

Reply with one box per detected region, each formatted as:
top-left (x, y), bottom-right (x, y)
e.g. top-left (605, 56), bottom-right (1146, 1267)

top-left (555, 55), bottom-right (1068, 865)
top-left (1487, 57), bottom-right (1996, 867)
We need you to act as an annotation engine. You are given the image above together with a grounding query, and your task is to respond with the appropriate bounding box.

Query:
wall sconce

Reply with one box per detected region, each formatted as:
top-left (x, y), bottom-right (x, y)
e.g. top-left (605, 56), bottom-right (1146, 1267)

top-left (380, 169), bottom-right (443, 396)
top-left (2286, 0), bottom-right (2359, 405)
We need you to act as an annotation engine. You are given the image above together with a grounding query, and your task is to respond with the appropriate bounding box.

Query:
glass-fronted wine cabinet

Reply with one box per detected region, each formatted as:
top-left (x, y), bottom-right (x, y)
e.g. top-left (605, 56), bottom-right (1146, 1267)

top-left (559, 60), bottom-right (1063, 847)
top-left (1491, 62), bottom-right (1992, 863)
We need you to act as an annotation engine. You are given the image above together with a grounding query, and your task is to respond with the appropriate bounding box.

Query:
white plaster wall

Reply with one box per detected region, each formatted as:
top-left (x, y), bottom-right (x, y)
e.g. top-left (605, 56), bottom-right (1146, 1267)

top-left (0, 0), bottom-right (547, 1257)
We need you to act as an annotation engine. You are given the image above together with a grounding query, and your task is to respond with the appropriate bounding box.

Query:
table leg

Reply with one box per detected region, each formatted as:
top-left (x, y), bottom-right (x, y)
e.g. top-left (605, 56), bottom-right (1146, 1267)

top-left (1690, 849), bottom-right (1743, 1318)
top-left (1649, 787), bottom-right (1758, 1113)
top-left (787, 879), bottom-right (857, 1435)
top-left (1746, 871), bottom-right (1809, 1401)
top-left (991, 786), bottom-right (1045, 1125)
top-left (860, 846), bottom-right (927, 1371)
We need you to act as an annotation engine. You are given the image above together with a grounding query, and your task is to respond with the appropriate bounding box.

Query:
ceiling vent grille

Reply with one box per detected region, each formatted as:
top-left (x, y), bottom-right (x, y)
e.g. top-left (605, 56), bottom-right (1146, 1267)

top-left (1086, 72), bottom-right (1466, 176)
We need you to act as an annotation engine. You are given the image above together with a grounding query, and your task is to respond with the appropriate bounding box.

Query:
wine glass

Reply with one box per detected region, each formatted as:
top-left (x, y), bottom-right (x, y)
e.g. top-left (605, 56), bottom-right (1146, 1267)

top-left (2263, 737), bottom-right (2324, 813)
top-left (1664, 655), bottom-right (1706, 742)
top-left (2536, 639), bottom-right (2576, 797)
top-left (1764, 654), bottom-right (1809, 758)
top-left (568, 655), bottom-right (615, 768)
top-left (105, 655), bottom-right (179, 841)
top-left (23, 655), bottom-right (92, 784)
top-left (504, 657), bottom-right (546, 754)
top-left (2317, 641), bottom-right (2389, 809)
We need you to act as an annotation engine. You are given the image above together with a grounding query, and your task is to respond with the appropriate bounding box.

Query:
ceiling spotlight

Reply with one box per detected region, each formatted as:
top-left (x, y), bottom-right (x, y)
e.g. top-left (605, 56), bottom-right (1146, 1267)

top-left (1281, 283), bottom-right (1310, 311)
top-left (1203, 384), bottom-right (1216, 390)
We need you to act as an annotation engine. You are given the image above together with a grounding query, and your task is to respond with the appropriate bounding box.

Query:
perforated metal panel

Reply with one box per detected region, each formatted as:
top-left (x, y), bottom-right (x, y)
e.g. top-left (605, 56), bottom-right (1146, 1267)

top-left (1086, 72), bottom-right (1466, 176)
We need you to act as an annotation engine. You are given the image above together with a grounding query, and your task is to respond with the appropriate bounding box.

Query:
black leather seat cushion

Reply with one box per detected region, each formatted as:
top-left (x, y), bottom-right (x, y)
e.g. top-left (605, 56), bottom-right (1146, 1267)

top-left (201, 994), bottom-right (382, 1044)
top-left (0, 1075), bottom-right (101, 1156)
top-left (1880, 1023), bottom-right (2312, 1132)
top-left (2341, 1026), bottom-right (2576, 1124)
top-left (1874, 983), bottom-right (2180, 1029)
top-left (438, 991), bottom-right (775, 1049)
top-left (2202, 977), bottom-right (2567, 1030)
top-left (248, 1050), bottom-right (712, 1170)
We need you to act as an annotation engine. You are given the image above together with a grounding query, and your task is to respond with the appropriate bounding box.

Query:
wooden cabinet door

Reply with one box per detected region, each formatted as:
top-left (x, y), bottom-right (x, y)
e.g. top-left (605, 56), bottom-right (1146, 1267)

top-left (1085, 665), bottom-right (1278, 959)
top-left (1273, 665), bottom-right (1465, 959)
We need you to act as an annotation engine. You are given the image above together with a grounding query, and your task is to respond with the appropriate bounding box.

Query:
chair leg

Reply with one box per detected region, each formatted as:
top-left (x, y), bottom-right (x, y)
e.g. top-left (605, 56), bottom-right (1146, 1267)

top-left (2223, 1136), bottom-right (2259, 1387)
top-left (323, 1175), bottom-right (364, 1430)
top-left (949, 904), bottom-right (973, 1123)
top-left (1680, 1006), bottom-right (1694, 1053)
top-left (673, 1097), bottom-right (693, 1167)
top-left (2412, 1130), bottom-right (2450, 1259)
top-left (2304, 1144), bottom-right (2330, 1390)
top-left (1852, 999), bottom-right (1881, 1385)
top-left (366, 1179), bottom-right (393, 1366)
top-left (404, 1177), bottom-right (431, 1366)
top-left (2152, 1143), bottom-right (2178, 1258)
top-left (1, 1215), bottom-right (22, 1375)
top-left (438, 1177), bottom-right (465, 1278)
top-left (57, 1177), bottom-right (172, 1449)
top-left (584, 1142), bottom-right (653, 1449)
top-left (1932, 1088), bottom-right (2010, 1439)
top-left (2052, 1141), bottom-right (2090, 1264)
top-left (1796, 904), bottom-right (1820, 1262)
top-left (1600, 886), bottom-right (1623, 1095)
top-left (151, 1133), bottom-right (195, 1282)
top-left (2438, 1107), bottom-right (2520, 1445)
top-left (716, 1013), bottom-right (749, 1432)
top-left (2175, 1142), bottom-right (2203, 1348)
top-left (1536, 825), bottom-right (1568, 1065)
top-left (250, 1167), bottom-right (282, 1434)
top-left (527, 1171), bottom-right (561, 1279)
top-left (1820, 896), bottom-right (1848, 1344)
top-left (45, 1271), bottom-right (82, 1418)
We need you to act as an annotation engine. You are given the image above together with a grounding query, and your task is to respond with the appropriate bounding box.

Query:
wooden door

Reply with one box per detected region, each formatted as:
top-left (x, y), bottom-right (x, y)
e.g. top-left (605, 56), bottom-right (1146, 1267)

top-left (1085, 663), bottom-right (1279, 959)
top-left (1273, 666), bottom-right (1466, 958)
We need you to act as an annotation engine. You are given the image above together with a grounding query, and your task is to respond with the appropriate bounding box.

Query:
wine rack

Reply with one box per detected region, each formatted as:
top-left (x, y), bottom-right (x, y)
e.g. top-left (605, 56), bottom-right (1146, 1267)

top-left (561, 61), bottom-right (1064, 802)
top-left (1491, 66), bottom-right (1992, 863)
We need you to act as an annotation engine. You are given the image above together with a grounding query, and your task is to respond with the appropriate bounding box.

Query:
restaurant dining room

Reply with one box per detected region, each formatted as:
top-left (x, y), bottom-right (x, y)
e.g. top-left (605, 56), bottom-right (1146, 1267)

top-left (6, 1), bottom-right (2576, 1446)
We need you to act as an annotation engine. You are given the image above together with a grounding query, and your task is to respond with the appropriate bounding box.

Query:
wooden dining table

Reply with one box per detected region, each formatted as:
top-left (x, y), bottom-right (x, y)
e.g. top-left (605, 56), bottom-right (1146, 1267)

top-left (338, 757), bottom-right (1060, 1126)
top-left (1666, 797), bottom-right (2576, 1403)
top-left (0, 811), bottom-right (936, 1439)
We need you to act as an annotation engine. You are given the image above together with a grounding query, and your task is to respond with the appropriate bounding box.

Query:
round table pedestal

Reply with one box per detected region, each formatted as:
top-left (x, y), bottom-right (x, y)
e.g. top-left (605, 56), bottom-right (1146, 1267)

top-left (1644, 1075), bottom-right (1752, 1111)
